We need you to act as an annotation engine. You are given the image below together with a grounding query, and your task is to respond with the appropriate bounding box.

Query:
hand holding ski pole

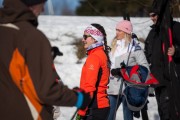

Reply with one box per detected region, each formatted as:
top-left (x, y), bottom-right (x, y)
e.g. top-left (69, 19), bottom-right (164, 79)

top-left (73, 87), bottom-right (91, 110)
top-left (75, 114), bottom-right (85, 120)
top-left (70, 87), bottom-right (91, 120)
top-left (167, 45), bottom-right (175, 56)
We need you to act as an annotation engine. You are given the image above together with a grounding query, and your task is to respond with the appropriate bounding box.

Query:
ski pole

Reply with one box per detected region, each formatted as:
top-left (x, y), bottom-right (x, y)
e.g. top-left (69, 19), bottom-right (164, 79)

top-left (70, 108), bottom-right (78, 120)
top-left (113, 77), bottom-right (124, 120)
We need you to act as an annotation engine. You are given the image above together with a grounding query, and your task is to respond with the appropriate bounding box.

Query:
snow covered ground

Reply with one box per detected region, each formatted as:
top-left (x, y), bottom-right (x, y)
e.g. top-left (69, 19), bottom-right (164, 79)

top-left (38, 16), bottom-right (160, 120)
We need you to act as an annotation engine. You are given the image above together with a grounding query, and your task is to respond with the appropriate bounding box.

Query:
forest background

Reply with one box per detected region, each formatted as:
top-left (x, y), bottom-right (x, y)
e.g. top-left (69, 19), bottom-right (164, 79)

top-left (0, 0), bottom-right (179, 17)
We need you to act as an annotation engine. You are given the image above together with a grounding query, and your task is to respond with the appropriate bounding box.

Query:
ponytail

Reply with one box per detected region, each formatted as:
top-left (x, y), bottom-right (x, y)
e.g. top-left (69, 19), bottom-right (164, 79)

top-left (91, 23), bottom-right (111, 67)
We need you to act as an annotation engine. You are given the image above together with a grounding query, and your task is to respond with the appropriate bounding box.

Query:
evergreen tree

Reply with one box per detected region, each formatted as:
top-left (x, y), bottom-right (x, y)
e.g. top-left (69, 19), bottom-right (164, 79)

top-left (76, 0), bottom-right (153, 17)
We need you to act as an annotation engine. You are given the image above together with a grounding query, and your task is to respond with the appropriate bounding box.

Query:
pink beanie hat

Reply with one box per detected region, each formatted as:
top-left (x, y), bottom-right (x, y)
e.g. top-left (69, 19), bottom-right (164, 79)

top-left (116, 20), bottom-right (133, 34)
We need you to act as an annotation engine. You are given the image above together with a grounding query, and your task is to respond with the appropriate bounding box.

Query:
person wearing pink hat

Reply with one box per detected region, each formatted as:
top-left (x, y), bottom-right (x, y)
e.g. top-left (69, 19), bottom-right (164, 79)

top-left (107, 20), bottom-right (150, 120)
top-left (116, 20), bottom-right (133, 34)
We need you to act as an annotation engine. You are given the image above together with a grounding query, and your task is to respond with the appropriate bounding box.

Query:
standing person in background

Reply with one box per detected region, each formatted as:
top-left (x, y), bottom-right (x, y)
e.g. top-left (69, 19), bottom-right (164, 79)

top-left (0, 0), bottom-right (90, 120)
top-left (145, 8), bottom-right (180, 120)
top-left (76, 23), bottom-right (111, 120)
top-left (107, 20), bottom-right (134, 120)
top-left (107, 20), bottom-right (150, 120)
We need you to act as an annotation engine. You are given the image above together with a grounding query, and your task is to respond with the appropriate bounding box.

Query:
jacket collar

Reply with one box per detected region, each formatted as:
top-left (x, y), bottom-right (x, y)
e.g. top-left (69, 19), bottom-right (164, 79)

top-left (87, 46), bottom-right (104, 55)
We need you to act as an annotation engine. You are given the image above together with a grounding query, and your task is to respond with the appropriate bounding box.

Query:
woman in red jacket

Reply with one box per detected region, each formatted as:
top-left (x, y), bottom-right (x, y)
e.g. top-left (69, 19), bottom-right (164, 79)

top-left (76, 23), bottom-right (111, 120)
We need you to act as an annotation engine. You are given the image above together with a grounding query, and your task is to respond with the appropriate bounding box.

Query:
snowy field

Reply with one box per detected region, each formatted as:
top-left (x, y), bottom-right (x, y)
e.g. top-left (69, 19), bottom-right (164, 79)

top-left (37, 15), bottom-right (169, 120)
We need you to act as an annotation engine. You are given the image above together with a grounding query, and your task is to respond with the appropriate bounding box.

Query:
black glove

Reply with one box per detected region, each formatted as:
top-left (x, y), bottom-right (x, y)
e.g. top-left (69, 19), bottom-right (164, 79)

top-left (73, 87), bottom-right (91, 110)
top-left (132, 33), bottom-right (138, 39)
top-left (111, 68), bottom-right (121, 77)
top-left (133, 111), bottom-right (140, 118)
top-left (76, 114), bottom-right (86, 120)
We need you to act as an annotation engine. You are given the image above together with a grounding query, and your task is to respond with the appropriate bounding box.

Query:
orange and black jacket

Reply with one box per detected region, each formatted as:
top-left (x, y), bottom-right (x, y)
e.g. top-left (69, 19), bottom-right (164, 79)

top-left (0, 0), bottom-right (78, 120)
top-left (78, 46), bottom-right (110, 116)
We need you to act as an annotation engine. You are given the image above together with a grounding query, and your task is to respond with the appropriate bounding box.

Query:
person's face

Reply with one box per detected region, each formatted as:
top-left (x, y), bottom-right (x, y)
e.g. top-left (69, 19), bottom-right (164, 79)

top-left (116, 29), bottom-right (125, 40)
top-left (149, 12), bottom-right (158, 24)
top-left (82, 33), bottom-right (96, 49)
top-left (29, 2), bottom-right (45, 17)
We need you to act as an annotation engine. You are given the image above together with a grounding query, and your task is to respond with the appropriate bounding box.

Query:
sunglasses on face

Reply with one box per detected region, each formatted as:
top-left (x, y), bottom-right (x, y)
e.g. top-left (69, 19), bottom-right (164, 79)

top-left (149, 13), bottom-right (157, 17)
top-left (83, 35), bottom-right (91, 40)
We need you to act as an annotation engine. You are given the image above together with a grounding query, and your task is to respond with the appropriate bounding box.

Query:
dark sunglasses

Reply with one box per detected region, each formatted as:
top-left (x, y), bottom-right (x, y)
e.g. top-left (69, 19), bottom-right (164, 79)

top-left (149, 13), bottom-right (157, 17)
top-left (83, 35), bottom-right (91, 40)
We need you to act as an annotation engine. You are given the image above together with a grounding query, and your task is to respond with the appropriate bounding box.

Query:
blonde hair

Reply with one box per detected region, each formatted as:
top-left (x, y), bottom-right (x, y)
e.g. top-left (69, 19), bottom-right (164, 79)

top-left (111, 37), bottom-right (117, 55)
top-left (111, 33), bottom-right (132, 55)
top-left (124, 33), bottom-right (131, 46)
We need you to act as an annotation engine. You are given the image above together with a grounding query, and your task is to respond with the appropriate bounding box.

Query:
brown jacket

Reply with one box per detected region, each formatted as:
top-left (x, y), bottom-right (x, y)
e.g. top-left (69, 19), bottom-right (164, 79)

top-left (0, 0), bottom-right (77, 119)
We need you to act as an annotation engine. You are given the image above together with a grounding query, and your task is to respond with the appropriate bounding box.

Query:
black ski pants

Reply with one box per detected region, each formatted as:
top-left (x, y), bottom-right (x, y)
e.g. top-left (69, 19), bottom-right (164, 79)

top-left (85, 107), bottom-right (110, 120)
top-left (155, 86), bottom-right (170, 120)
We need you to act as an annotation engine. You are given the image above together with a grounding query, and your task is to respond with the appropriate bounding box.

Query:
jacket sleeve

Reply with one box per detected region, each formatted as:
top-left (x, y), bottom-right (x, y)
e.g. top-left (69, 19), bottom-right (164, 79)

top-left (144, 29), bottom-right (153, 64)
top-left (173, 21), bottom-right (180, 58)
top-left (24, 31), bottom-right (78, 107)
top-left (135, 50), bottom-right (150, 71)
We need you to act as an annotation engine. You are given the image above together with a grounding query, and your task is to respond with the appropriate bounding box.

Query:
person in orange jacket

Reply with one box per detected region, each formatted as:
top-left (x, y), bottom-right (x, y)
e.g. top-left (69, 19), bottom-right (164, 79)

top-left (76, 23), bottom-right (111, 120)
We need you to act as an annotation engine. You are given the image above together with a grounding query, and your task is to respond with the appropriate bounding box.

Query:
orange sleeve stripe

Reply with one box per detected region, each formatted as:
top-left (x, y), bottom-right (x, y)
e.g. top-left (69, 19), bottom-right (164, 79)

top-left (9, 48), bottom-right (42, 119)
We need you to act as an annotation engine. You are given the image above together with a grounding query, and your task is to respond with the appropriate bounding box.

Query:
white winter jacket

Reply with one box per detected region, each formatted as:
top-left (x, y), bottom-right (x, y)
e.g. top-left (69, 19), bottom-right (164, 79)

top-left (107, 39), bottom-right (149, 95)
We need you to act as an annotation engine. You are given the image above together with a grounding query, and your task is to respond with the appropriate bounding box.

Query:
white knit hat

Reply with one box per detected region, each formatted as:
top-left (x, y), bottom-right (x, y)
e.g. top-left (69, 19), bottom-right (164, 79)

top-left (84, 25), bottom-right (104, 43)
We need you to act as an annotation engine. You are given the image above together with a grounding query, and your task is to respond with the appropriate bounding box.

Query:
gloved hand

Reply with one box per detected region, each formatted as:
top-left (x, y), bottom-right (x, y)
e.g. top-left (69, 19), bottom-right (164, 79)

top-left (132, 33), bottom-right (138, 39)
top-left (111, 68), bottom-right (121, 77)
top-left (76, 114), bottom-right (85, 120)
top-left (73, 87), bottom-right (91, 110)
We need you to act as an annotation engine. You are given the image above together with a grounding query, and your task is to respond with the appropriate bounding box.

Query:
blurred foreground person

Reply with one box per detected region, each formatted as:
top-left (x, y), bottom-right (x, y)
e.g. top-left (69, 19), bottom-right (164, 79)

top-left (76, 23), bottom-right (111, 120)
top-left (0, 0), bottom-right (90, 120)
